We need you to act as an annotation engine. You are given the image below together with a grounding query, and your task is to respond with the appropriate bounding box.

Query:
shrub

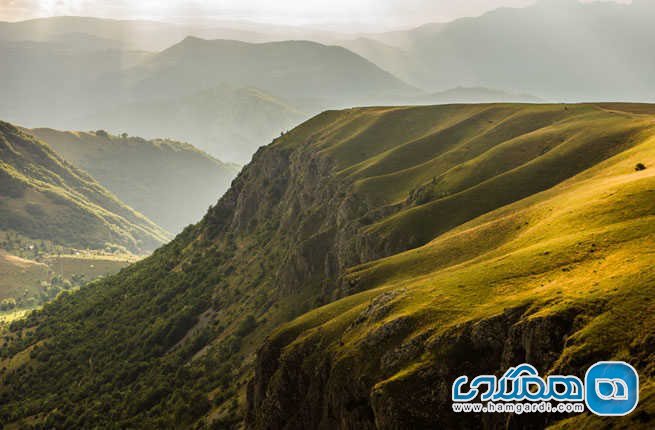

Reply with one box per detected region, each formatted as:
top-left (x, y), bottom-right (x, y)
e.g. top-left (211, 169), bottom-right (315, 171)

top-left (235, 314), bottom-right (257, 337)
top-left (635, 163), bottom-right (647, 171)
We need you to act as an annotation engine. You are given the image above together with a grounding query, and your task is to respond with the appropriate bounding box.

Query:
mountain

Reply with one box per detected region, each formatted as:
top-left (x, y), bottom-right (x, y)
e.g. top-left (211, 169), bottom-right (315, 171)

top-left (1, 34), bottom-right (418, 162)
top-left (337, 37), bottom-right (414, 84)
top-left (29, 128), bottom-right (240, 232)
top-left (357, 0), bottom-right (655, 100)
top-left (249, 103), bottom-right (655, 430)
top-left (111, 37), bottom-right (418, 106)
top-left (0, 121), bottom-right (169, 254)
top-left (0, 17), bottom-right (171, 49)
top-left (74, 86), bottom-right (307, 164)
top-left (1, 103), bottom-right (654, 428)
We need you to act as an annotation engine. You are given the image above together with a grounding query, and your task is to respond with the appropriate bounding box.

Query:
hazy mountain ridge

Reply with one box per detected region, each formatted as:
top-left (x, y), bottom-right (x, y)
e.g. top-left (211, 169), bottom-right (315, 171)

top-left (0, 16), bottom-right (346, 51)
top-left (119, 37), bottom-right (418, 104)
top-left (0, 31), bottom-right (418, 162)
top-left (29, 128), bottom-right (240, 232)
top-left (0, 39), bottom-right (153, 127)
top-left (75, 85), bottom-right (308, 164)
top-left (352, 0), bottom-right (655, 99)
top-left (2, 104), bottom-right (654, 428)
top-left (5, 1), bottom-right (655, 103)
top-left (0, 121), bottom-right (169, 253)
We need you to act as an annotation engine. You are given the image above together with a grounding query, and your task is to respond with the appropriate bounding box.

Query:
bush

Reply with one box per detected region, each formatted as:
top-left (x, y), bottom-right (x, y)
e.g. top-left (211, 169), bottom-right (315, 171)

top-left (235, 314), bottom-right (257, 337)
top-left (635, 163), bottom-right (647, 171)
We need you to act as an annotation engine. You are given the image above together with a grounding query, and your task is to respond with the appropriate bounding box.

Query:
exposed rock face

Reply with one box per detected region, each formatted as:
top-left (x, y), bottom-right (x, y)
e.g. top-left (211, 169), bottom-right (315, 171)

top-left (247, 304), bottom-right (600, 429)
top-left (201, 133), bottom-right (410, 307)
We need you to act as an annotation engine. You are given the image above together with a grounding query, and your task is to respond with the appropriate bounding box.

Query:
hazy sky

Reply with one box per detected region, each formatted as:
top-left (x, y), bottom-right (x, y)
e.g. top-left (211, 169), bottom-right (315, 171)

top-left (0, 0), bottom-right (631, 30)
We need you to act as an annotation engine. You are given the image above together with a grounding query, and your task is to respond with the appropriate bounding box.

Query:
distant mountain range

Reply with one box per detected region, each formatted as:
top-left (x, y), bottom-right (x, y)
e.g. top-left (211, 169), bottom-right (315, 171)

top-left (5, 1), bottom-right (652, 163)
top-left (3, 0), bottom-right (654, 104)
top-left (0, 16), bottom-right (351, 51)
top-left (0, 34), bottom-right (418, 163)
top-left (345, 0), bottom-right (655, 100)
top-left (115, 37), bottom-right (417, 105)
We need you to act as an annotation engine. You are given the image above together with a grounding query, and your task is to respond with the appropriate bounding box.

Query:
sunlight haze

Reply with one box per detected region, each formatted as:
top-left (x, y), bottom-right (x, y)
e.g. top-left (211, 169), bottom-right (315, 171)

top-left (0, 0), bottom-right (631, 30)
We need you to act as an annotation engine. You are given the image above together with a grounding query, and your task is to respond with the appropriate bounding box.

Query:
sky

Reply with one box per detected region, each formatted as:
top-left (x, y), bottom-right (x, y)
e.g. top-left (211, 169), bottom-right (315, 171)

top-left (0, 0), bottom-right (631, 31)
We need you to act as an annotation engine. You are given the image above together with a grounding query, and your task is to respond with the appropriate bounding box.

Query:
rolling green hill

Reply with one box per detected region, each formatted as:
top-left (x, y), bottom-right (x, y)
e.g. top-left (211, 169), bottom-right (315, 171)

top-left (250, 104), bottom-right (655, 430)
top-left (0, 121), bottom-right (170, 253)
top-left (29, 128), bottom-right (240, 232)
top-left (1, 104), bottom-right (654, 429)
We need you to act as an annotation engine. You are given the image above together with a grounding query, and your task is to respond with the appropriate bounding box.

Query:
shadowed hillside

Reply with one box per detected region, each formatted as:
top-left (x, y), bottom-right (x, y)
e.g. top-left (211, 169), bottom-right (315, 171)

top-left (29, 128), bottom-right (240, 232)
top-left (1, 104), bottom-right (654, 429)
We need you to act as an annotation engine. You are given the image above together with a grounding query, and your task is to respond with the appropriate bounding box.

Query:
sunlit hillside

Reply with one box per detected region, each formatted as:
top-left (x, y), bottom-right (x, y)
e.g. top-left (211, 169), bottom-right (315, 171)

top-left (251, 104), bottom-right (655, 429)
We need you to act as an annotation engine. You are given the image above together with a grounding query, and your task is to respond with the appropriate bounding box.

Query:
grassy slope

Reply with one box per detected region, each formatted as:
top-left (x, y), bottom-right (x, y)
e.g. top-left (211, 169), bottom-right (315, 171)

top-left (29, 128), bottom-right (240, 233)
top-left (279, 104), bottom-right (655, 256)
top-left (0, 121), bottom-right (170, 252)
top-left (1, 104), bottom-right (654, 428)
top-left (253, 105), bottom-right (655, 428)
